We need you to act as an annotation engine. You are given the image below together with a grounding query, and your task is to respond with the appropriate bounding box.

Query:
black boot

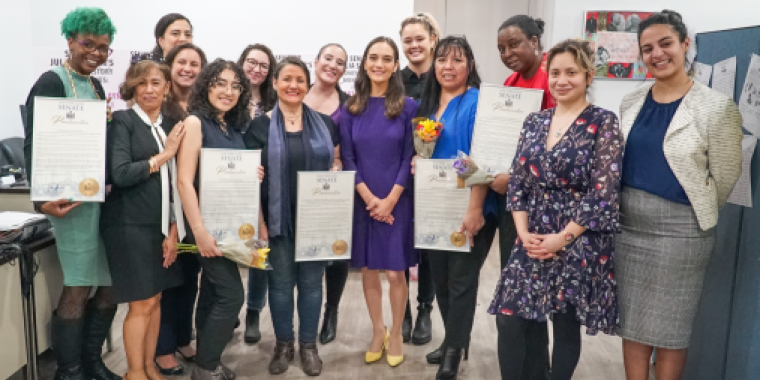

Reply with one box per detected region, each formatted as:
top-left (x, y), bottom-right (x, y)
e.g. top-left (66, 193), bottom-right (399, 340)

top-left (426, 344), bottom-right (443, 365)
top-left (319, 305), bottom-right (338, 345)
top-left (435, 347), bottom-right (468, 380)
top-left (411, 303), bottom-right (433, 345)
top-left (52, 312), bottom-right (88, 380)
top-left (244, 310), bottom-right (261, 344)
top-left (268, 340), bottom-right (295, 375)
top-left (402, 303), bottom-right (413, 343)
top-left (81, 302), bottom-right (121, 380)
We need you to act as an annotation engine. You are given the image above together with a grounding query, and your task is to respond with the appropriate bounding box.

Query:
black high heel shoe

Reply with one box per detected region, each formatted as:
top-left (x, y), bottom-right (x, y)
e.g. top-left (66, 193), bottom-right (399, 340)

top-left (154, 358), bottom-right (184, 376)
top-left (435, 347), bottom-right (468, 380)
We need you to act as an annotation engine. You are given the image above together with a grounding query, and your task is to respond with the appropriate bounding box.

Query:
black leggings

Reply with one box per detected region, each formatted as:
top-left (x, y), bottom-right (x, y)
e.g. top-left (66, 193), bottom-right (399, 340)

top-left (496, 307), bottom-right (582, 380)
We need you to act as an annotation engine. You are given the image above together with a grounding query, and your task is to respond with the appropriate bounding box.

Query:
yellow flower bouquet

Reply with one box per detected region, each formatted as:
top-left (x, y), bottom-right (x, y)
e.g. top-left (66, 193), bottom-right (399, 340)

top-left (176, 238), bottom-right (272, 270)
top-left (413, 117), bottom-right (444, 158)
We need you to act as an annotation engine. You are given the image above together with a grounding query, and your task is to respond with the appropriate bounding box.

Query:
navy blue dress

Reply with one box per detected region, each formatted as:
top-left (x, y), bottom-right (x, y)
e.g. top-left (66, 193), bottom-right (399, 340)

top-left (488, 105), bottom-right (623, 335)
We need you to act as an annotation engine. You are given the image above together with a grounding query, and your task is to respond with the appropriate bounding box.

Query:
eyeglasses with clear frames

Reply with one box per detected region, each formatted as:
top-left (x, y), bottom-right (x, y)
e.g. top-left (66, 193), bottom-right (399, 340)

top-left (245, 59), bottom-right (270, 72)
top-left (77, 39), bottom-right (113, 56)
top-left (212, 80), bottom-right (243, 93)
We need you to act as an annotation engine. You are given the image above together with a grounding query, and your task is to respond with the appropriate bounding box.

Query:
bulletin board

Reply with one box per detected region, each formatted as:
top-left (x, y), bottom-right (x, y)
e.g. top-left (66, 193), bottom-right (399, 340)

top-left (683, 25), bottom-right (760, 380)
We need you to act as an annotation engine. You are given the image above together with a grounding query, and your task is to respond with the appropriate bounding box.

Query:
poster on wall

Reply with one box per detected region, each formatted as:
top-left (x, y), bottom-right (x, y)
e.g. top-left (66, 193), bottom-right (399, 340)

top-left (274, 52), bottom-right (361, 95)
top-left (33, 48), bottom-right (138, 113)
top-left (583, 11), bottom-right (655, 80)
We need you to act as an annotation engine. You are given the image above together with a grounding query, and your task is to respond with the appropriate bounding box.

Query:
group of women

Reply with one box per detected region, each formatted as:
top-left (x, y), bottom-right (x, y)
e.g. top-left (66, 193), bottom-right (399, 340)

top-left (22, 6), bottom-right (743, 380)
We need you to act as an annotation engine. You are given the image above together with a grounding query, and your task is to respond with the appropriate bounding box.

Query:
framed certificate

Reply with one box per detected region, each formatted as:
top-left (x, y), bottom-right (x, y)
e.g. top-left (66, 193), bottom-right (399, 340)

top-left (199, 148), bottom-right (261, 244)
top-left (414, 159), bottom-right (470, 252)
top-left (295, 171), bottom-right (355, 262)
top-left (470, 84), bottom-right (543, 175)
top-left (30, 97), bottom-right (107, 202)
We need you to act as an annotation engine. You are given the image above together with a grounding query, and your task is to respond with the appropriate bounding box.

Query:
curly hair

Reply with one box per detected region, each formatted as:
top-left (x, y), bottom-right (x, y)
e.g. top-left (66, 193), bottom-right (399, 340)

top-left (60, 7), bottom-right (116, 42)
top-left (236, 44), bottom-right (277, 113)
top-left (188, 59), bottom-right (251, 128)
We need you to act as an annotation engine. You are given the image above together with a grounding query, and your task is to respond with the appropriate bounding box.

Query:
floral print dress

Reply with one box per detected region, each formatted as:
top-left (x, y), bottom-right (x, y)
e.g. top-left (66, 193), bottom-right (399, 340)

top-left (488, 105), bottom-right (623, 335)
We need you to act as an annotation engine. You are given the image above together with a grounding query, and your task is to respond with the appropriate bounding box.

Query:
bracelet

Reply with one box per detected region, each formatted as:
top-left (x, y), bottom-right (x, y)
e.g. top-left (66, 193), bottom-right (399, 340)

top-left (191, 224), bottom-right (205, 231)
top-left (148, 157), bottom-right (156, 173)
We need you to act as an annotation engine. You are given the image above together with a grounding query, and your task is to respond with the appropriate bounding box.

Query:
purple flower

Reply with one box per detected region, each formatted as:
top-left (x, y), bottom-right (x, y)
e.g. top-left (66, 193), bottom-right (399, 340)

top-left (600, 201), bottom-right (607, 208)
top-left (610, 163), bottom-right (618, 171)
top-left (542, 215), bottom-right (549, 223)
top-left (589, 221), bottom-right (597, 228)
top-left (605, 131), bottom-right (611, 138)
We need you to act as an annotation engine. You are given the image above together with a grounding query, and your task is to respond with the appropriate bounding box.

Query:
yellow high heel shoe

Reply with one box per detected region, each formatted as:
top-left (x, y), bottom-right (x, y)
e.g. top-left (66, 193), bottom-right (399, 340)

top-left (386, 334), bottom-right (404, 367)
top-left (365, 328), bottom-right (389, 364)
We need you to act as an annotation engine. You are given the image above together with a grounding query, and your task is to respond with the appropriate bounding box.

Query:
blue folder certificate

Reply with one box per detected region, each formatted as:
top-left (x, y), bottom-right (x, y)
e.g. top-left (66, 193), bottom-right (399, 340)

top-left (199, 148), bottom-right (261, 244)
top-left (295, 171), bottom-right (355, 261)
top-left (30, 97), bottom-right (106, 202)
top-left (414, 159), bottom-right (471, 252)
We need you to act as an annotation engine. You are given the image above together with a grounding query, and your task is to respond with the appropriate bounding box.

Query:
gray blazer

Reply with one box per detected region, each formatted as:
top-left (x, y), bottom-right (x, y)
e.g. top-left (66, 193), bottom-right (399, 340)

top-left (619, 81), bottom-right (743, 230)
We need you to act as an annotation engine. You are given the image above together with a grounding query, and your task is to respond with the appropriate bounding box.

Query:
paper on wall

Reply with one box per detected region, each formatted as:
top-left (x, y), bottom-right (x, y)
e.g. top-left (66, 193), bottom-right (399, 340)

top-left (738, 54), bottom-right (760, 137)
top-left (596, 32), bottom-right (639, 62)
top-left (727, 135), bottom-right (757, 207)
top-left (712, 56), bottom-right (737, 100)
top-left (693, 62), bottom-right (713, 86)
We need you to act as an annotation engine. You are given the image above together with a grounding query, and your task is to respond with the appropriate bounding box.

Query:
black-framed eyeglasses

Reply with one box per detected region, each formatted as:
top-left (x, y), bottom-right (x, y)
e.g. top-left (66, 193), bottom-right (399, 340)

top-left (245, 59), bottom-right (270, 72)
top-left (78, 39), bottom-right (113, 56)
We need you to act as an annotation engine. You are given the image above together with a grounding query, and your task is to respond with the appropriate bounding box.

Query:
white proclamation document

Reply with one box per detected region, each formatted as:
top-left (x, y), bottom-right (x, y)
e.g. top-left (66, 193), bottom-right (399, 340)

top-left (31, 97), bottom-right (106, 202)
top-left (470, 84), bottom-right (543, 174)
top-left (295, 171), bottom-right (355, 262)
top-left (414, 159), bottom-right (471, 252)
top-left (199, 149), bottom-right (261, 244)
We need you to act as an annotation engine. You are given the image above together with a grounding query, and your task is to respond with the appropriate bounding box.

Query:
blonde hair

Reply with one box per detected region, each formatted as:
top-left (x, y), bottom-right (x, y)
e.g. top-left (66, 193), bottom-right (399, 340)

top-left (547, 39), bottom-right (594, 76)
top-left (400, 12), bottom-right (441, 45)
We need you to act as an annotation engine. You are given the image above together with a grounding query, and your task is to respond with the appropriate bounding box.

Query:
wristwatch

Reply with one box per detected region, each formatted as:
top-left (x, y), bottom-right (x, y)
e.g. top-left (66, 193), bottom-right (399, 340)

top-left (563, 230), bottom-right (576, 242)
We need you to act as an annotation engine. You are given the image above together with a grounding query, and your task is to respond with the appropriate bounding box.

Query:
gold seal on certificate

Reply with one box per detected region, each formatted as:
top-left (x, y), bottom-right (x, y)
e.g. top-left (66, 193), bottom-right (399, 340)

top-left (332, 240), bottom-right (348, 255)
top-left (238, 223), bottom-right (256, 240)
top-left (450, 232), bottom-right (466, 247)
top-left (78, 178), bottom-right (99, 197)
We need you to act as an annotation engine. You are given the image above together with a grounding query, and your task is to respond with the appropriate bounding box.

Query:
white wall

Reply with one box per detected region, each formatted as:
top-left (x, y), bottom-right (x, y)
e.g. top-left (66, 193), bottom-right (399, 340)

top-left (0, 1), bottom-right (34, 141)
top-left (0, 0), bottom-right (413, 140)
top-left (548, 0), bottom-right (760, 114)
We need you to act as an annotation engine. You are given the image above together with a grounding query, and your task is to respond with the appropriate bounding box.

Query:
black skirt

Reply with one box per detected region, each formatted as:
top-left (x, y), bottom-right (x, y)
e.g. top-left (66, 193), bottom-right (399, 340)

top-left (102, 224), bottom-right (183, 303)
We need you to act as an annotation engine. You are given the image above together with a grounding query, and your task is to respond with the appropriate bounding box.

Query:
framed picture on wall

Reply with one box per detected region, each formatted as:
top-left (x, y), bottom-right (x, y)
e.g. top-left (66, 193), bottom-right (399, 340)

top-left (583, 11), bottom-right (655, 80)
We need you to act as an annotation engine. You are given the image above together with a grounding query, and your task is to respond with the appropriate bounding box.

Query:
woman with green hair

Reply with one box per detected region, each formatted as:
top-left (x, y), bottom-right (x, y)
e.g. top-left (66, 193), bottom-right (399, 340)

top-left (23, 8), bottom-right (121, 380)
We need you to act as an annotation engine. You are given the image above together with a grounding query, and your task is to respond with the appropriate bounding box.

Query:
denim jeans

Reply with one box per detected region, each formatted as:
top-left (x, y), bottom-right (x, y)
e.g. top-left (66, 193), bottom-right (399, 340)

top-left (247, 268), bottom-right (268, 311)
top-left (268, 236), bottom-right (326, 343)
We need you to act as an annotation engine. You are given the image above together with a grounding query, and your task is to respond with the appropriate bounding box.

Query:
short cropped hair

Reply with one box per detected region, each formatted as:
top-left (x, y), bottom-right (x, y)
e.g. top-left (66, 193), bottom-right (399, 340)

top-left (60, 7), bottom-right (117, 42)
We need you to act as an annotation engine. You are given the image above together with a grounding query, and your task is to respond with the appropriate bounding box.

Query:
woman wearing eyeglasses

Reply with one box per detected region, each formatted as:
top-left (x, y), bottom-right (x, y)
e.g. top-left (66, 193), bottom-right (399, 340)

top-left (23, 8), bottom-right (121, 380)
top-left (176, 59), bottom-right (252, 380)
top-left (235, 43), bottom-right (277, 344)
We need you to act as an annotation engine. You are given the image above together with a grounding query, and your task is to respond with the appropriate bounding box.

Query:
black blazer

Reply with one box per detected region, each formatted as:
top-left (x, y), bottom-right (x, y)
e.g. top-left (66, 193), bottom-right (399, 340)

top-left (101, 109), bottom-right (174, 227)
top-left (23, 71), bottom-right (106, 181)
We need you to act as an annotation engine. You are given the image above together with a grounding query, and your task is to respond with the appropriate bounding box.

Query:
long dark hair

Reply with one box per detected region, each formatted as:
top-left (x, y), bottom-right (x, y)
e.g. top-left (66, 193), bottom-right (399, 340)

top-left (151, 13), bottom-right (192, 58)
top-left (188, 59), bottom-right (251, 128)
top-left (236, 44), bottom-right (277, 113)
top-left (417, 36), bottom-right (481, 118)
top-left (162, 43), bottom-right (208, 122)
top-left (346, 37), bottom-right (406, 119)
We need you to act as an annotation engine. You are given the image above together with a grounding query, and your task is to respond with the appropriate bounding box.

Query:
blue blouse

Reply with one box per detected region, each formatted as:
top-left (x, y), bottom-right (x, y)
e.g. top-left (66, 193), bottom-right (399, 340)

top-left (430, 87), bottom-right (498, 216)
top-left (622, 91), bottom-right (690, 205)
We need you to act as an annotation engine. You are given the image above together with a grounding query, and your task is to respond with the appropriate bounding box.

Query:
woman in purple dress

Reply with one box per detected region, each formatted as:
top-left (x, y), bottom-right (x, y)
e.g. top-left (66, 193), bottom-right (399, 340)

top-left (339, 36), bottom-right (418, 367)
top-left (488, 39), bottom-right (622, 380)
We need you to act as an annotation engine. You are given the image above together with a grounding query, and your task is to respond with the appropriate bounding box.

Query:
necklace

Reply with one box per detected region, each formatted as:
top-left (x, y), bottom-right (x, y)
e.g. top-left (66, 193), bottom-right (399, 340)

top-left (282, 111), bottom-right (301, 125)
top-left (63, 61), bottom-right (100, 100)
